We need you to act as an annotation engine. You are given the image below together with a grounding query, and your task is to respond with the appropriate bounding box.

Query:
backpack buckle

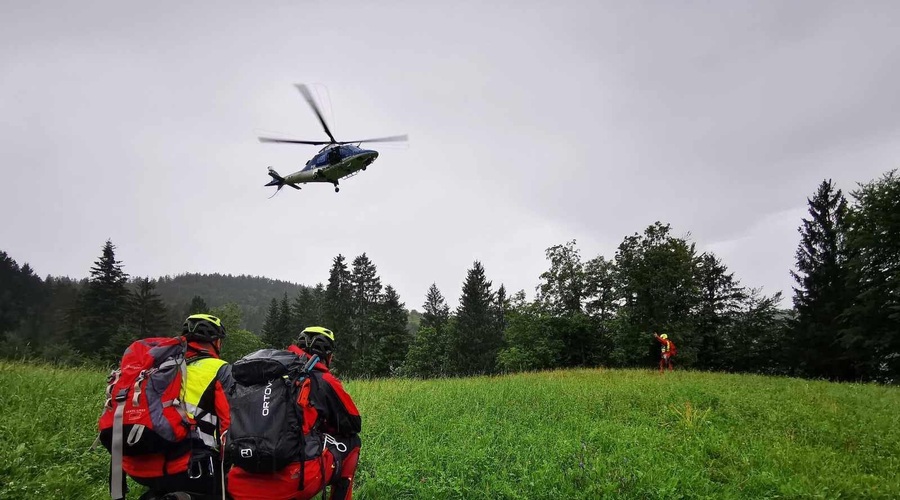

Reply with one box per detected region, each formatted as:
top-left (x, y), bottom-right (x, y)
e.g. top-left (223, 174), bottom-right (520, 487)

top-left (188, 455), bottom-right (215, 479)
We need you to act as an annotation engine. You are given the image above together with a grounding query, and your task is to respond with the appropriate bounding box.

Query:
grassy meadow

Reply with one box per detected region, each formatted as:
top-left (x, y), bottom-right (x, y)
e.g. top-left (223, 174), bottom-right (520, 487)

top-left (1, 361), bottom-right (898, 499)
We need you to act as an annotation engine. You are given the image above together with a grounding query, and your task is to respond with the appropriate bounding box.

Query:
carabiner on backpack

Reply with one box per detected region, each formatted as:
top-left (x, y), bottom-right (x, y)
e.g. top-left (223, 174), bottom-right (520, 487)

top-left (188, 455), bottom-right (215, 479)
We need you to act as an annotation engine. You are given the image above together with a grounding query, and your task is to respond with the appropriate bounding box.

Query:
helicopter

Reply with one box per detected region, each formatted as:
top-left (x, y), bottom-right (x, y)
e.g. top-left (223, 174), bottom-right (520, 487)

top-left (259, 84), bottom-right (408, 194)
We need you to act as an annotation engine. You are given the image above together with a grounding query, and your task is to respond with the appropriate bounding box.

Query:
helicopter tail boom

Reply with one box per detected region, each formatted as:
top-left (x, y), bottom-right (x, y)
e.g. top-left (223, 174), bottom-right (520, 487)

top-left (265, 167), bottom-right (301, 192)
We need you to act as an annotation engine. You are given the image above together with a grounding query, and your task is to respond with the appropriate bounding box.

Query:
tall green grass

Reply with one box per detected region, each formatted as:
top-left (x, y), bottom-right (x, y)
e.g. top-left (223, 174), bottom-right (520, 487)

top-left (1, 362), bottom-right (898, 499)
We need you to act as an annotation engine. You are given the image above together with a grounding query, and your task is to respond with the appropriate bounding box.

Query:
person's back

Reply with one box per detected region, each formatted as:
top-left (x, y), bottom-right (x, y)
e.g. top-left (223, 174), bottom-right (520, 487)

top-left (122, 314), bottom-right (234, 500)
top-left (228, 326), bottom-right (361, 500)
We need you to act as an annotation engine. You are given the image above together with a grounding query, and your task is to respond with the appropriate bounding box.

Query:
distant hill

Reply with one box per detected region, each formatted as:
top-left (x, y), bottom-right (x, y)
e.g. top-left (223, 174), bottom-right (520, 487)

top-left (153, 273), bottom-right (308, 333)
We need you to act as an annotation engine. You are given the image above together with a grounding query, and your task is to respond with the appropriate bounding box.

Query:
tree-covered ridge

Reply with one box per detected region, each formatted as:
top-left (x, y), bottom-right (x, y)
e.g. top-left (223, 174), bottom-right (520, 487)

top-left (1, 169), bottom-right (898, 382)
top-left (154, 273), bottom-right (307, 333)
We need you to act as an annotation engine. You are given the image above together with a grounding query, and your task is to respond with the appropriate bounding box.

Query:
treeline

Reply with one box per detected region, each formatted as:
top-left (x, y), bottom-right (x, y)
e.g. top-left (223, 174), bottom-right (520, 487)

top-left (1, 170), bottom-right (897, 381)
top-left (154, 273), bottom-right (305, 333)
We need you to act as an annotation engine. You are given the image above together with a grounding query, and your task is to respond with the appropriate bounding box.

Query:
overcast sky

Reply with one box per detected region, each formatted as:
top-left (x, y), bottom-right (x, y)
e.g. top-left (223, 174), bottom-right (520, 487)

top-left (2, 1), bottom-right (899, 311)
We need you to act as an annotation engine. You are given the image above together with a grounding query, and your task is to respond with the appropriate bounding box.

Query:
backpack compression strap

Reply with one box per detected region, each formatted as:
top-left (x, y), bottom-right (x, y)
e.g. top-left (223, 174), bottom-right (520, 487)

top-left (109, 389), bottom-right (128, 500)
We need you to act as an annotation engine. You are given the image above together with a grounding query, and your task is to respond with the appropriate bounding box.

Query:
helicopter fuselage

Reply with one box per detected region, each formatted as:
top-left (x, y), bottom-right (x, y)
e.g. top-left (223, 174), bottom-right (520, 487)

top-left (284, 144), bottom-right (379, 185)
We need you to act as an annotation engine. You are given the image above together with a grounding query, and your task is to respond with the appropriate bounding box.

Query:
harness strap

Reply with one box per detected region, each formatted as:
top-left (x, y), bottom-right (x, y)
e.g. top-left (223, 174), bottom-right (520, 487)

top-left (109, 393), bottom-right (127, 500)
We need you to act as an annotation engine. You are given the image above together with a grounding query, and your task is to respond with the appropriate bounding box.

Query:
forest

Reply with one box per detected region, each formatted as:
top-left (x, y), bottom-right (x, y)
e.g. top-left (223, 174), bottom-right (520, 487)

top-left (1, 170), bottom-right (897, 382)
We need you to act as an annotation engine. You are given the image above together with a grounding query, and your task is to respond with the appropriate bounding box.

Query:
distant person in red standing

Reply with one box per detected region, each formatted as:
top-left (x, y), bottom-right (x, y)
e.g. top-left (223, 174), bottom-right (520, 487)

top-left (653, 332), bottom-right (676, 373)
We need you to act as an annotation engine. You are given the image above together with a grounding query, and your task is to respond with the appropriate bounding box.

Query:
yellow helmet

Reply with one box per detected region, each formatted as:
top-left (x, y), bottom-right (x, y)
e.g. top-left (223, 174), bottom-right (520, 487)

top-left (660, 334), bottom-right (668, 340)
top-left (182, 313), bottom-right (226, 341)
top-left (298, 326), bottom-right (335, 356)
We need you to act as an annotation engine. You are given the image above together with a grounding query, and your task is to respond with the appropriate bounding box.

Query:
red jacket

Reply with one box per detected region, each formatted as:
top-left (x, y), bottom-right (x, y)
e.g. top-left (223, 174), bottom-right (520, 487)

top-left (286, 345), bottom-right (361, 437)
top-left (655, 335), bottom-right (677, 356)
top-left (123, 339), bottom-right (234, 478)
top-left (228, 346), bottom-right (361, 500)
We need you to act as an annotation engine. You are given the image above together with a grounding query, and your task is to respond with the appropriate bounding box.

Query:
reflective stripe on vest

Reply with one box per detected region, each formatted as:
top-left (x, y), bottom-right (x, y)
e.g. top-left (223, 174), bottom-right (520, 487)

top-left (183, 357), bottom-right (227, 449)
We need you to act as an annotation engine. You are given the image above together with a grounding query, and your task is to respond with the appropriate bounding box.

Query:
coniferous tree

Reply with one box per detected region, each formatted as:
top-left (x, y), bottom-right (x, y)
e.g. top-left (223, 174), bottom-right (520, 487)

top-left (187, 295), bottom-right (209, 315)
top-left (261, 298), bottom-right (280, 347)
top-left (348, 254), bottom-right (382, 374)
top-left (76, 240), bottom-right (131, 359)
top-left (325, 255), bottom-right (354, 371)
top-left (421, 283), bottom-right (450, 332)
top-left (842, 170), bottom-right (900, 380)
top-left (693, 252), bottom-right (746, 370)
top-left (131, 277), bottom-right (169, 338)
top-left (450, 261), bottom-right (499, 374)
top-left (291, 287), bottom-right (314, 334)
top-left (275, 293), bottom-right (293, 348)
top-left (292, 284), bottom-right (327, 334)
top-left (365, 286), bottom-right (410, 377)
top-left (790, 179), bottom-right (852, 379)
top-left (494, 284), bottom-right (509, 335)
top-left (350, 254), bottom-right (382, 317)
top-left (0, 253), bottom-right (45, 356)
top-left (403, 284), bottom-right (451, 378)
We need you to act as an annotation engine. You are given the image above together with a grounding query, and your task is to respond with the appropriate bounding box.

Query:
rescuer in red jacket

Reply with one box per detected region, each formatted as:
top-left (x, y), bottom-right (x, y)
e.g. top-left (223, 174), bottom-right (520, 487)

top-left (126, 314), bottom-right (234, 500)
top-left (228, 326), bottom-right (362, 500)
top-left (654, 332), bottom-right (677, 373)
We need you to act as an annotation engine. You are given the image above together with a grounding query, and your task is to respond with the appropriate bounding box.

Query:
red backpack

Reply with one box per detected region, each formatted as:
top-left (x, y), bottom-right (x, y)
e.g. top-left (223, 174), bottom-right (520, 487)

top-left (97, 337), bottom-right (195, 499)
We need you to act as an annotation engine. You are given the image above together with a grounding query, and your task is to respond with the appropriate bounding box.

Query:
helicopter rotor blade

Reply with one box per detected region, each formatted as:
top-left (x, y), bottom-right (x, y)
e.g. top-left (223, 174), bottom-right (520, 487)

top-left (338, 134), bottom-right (408, 144)
top-left (296, 84), bottom-right (337, 144)
top-left (258, 137), bottom-right (331, 145)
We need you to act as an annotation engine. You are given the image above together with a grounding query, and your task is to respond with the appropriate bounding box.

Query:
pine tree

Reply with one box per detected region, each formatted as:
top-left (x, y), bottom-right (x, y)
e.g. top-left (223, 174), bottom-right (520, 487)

top-left (790, 179), bottom-right (852, 379)
top-left (693, 252), bottom-right (746, 370)
top-left (842, 170), bottom-right (900, 380)
top-left (451, 261), bottom-right (499, 374)
top-left (291, 287), bottom-right (314, 334)
top-left (276, 292), bottom-right (293, 348)
top-left (348, 254), bottom-right (382, 374)
top-left (76, 240), bottom-right (131, 358)
top-left (131, 277), bottom-right (169, 338)
top-left (365, 286), bottom-right (410, 377)
top-left (421, 283), bottom-right (450, 332)
top-left (350, 253), bottom-right (382, 317)
top-left (261, 298), bottom-right (280, 347)
top-left (402, 283), bottom-right (451, 377)
top-left (187, 295), bottom-right (209, 315)
top-left (325, 255), bottom-right (354, 371)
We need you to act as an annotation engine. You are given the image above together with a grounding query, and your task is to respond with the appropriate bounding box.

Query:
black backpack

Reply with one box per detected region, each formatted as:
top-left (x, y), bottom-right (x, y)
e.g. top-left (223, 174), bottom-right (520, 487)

top-left (226, 348), bottom-right (319, 473)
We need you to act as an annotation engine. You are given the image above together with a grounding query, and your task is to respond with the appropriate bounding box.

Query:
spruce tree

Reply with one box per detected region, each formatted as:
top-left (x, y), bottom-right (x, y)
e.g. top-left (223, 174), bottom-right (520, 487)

top-left (348, 254), bottom-right (382, 374)
top-left (366, 285), bottom-right (410, 377)
top-left (187, 295), bottom-right (209, 315)
top-left (421, 283), bottom-right (450, 332)
top-left (451, 261), bottom-right (499, 374)
top-left (131, 277), bottom-right (169, 338)
top-left (76, 240), bottom-right (131, 358)
top-left (350, 253), bottom-right (382, 317)
top-left (403, 283), bottom-right (451, 377)
top-left (261, 298), bottom-right (280, 347)
top-left (842, 170), bottom-right (900, 380)
top-left (325, 255), bottom-right (354, 371)
top-left (790, 179), bottom-right (852, 379)
top-left (693, 252), bottom-right (746, 370)
top-left (276, 292), bottom-right (293, 348)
